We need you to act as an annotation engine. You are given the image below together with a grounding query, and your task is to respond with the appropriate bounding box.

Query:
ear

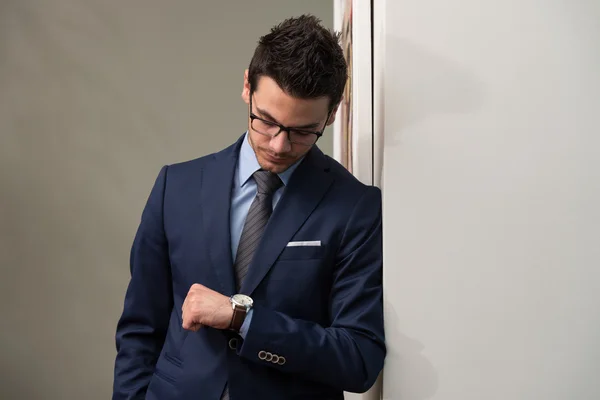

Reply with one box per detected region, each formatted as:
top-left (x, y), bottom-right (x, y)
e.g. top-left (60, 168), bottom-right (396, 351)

top-left (326, 103), bottom-right (341, 126)
top-left (241, 69), bottom-right (250, 105)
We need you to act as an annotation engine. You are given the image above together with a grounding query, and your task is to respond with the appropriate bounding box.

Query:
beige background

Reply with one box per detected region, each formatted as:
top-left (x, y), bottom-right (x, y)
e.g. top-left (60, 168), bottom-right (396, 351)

top-left (0, 1), bottom-right (333, 399)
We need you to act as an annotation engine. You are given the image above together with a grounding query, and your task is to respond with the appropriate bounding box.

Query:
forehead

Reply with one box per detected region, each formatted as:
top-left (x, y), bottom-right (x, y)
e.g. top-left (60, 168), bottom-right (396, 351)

top-left (253, 77), bottom-right (329, 125)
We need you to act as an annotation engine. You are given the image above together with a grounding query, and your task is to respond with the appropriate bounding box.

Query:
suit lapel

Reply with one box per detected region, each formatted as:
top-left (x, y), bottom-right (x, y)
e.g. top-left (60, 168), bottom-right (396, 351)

top-left (241, 147), bottom-right (333, 296)
top-left (201, 136), bottom-right (244, 296)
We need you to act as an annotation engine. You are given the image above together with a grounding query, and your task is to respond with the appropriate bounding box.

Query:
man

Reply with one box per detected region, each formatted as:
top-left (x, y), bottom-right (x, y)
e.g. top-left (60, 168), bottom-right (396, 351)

top-left (113, 15), bottom-right (385, 400)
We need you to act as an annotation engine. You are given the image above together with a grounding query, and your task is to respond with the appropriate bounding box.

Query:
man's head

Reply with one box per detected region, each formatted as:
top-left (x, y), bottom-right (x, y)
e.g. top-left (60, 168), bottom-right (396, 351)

top-left (241, 15), bottom-right (348, 173)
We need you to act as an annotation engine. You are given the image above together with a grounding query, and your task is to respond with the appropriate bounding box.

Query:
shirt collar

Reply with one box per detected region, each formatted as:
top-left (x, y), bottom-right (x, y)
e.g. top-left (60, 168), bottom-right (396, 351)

top-left (237, 131), bottom-right (303, 188)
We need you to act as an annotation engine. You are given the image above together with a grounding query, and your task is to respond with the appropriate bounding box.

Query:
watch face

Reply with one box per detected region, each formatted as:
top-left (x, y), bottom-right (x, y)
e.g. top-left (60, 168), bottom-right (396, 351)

top-left (232, 294), bottom-right (253, 308)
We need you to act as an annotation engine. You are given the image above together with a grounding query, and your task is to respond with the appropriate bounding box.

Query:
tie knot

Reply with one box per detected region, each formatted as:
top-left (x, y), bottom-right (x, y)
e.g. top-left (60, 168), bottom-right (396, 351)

top-left (253, 170), bottom-right (283, 194)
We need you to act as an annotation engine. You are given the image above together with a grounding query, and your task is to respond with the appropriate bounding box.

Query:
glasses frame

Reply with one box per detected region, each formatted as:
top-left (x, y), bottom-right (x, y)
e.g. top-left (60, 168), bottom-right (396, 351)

top-left (249, 95), bottom-right (332, 146)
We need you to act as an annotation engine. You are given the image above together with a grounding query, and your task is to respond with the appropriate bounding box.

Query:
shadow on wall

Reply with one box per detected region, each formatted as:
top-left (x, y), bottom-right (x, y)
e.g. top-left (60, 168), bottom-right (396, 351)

top-left (384, 302), bottom-right (439, 400)
top-left (381, 36), bottom-right (485, 149)
top-left (381, 36), bottom-right (485, 399)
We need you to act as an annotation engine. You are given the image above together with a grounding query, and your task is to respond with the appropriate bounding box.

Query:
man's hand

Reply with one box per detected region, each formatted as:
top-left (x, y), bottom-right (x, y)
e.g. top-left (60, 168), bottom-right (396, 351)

top-left (182, 283), bottom-right (233, 331)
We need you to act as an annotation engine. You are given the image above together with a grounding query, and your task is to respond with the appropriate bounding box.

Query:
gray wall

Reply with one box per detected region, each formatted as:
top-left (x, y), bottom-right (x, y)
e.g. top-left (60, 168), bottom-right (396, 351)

top-left (0, 1), bottom-right (332, 399)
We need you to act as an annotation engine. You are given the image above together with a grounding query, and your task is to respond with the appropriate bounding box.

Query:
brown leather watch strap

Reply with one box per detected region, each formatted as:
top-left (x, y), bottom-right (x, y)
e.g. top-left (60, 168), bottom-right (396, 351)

top-left (230, 304), bottom-right (247, 332)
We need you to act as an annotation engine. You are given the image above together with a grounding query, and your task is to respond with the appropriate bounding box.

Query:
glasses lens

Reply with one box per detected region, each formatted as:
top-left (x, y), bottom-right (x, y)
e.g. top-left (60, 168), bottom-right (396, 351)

top-left (251, 118), bottom-right (318, 146)
top-left (289, 130), bottom-right (318, 145)
top-left (251, 119), bottom-right (279, 135)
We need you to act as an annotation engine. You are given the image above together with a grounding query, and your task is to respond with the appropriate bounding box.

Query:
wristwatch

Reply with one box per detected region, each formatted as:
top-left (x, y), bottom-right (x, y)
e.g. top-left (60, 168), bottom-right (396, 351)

top-left (229, 294), bottom-right (253, 332)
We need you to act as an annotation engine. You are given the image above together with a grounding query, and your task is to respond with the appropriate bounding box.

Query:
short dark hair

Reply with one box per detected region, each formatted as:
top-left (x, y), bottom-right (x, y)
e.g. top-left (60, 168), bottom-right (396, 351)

top-left (248, 14), bottom-right (348, 111)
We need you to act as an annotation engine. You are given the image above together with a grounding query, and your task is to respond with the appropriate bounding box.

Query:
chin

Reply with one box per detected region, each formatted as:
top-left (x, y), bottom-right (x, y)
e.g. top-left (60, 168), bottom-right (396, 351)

top-left (258, 157), bottom-right (293, 174)
top-left (260, 162), bottom-right (287, 174)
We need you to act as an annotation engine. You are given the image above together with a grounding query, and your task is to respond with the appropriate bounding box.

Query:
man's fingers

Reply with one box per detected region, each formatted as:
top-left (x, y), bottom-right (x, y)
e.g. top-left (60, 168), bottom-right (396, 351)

top-left (182, 315), bottom-right (193, 330)
top-left (183, 319), bottom-right (202, 332)
top-left (182, 283), bottom-right (208, 331)
top-left (182, 308), bottom-right (202, 331)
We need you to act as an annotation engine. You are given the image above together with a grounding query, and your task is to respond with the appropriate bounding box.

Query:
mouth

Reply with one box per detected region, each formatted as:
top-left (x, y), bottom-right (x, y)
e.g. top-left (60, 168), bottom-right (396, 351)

top-left (263, 152), bottom-right (289, 164)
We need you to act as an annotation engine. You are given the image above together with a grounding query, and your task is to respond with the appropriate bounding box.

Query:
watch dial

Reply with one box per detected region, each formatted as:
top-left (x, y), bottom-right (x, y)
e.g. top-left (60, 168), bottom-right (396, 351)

top-left (233, 294), bottom-right (253, 307)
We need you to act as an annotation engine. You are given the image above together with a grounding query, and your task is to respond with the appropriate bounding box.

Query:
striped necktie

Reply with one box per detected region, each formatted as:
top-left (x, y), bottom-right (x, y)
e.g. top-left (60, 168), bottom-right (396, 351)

top-left (221, 170), bottom-right (282, 400)
top-left (234, 169), bottom-right (283, 291)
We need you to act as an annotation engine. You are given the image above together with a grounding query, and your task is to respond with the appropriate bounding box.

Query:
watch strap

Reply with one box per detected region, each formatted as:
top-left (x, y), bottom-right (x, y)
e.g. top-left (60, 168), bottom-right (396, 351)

top-left (230, 304), bottom-right (247, 332)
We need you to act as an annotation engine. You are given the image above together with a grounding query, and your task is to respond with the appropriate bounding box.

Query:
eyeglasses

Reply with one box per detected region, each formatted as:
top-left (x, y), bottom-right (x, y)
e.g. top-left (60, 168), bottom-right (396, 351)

top-left (249, 96), bottom-right (331, 146)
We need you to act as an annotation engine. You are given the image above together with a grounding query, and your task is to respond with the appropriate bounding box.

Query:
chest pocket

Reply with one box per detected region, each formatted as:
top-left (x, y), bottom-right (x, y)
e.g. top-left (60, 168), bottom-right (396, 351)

top-left (277, 243), bottom-right (327, 261)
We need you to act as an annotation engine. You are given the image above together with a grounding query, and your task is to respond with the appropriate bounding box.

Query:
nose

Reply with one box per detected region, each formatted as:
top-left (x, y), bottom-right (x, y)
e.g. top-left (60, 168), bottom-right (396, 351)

top-left (270, 130), bottom-right (292, 153)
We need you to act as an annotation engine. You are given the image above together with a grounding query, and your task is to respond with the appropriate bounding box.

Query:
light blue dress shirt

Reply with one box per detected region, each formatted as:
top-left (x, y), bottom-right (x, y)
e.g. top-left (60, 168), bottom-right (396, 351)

top-left (231, 132), bottom-right (303, 338)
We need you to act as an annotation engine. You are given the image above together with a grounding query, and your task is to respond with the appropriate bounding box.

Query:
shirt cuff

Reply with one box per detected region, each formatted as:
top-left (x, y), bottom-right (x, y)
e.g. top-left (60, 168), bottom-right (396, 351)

top-left (238, 308), bottom-right (253, 339)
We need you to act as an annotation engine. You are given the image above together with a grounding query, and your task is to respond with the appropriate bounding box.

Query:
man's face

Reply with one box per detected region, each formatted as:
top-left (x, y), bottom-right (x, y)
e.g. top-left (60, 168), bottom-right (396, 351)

top-left (241, 72), bottom-right (337, 174)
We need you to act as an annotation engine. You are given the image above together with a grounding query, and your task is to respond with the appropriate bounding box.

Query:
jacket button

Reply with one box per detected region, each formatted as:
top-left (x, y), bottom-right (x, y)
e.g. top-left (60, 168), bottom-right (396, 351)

top-left (271, 354), bottom-right (280, 364)
top-left (258, 350), bottom-right (267, 360)
top-left (228, 338), bottom-right (238, 350)
top-left (265, 352), bottom-right (273, 362)
top-left (277, 356), bottom-right (286, 365)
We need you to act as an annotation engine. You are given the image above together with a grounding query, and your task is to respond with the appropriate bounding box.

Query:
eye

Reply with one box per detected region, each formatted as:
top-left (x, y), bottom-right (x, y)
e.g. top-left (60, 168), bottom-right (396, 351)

top-left (291, 129), bottom-right (316, 136)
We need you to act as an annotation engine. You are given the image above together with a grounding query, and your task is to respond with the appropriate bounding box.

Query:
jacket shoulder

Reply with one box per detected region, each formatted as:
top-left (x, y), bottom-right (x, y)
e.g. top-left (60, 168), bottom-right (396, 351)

top-left (165, 140), bottom-right (238, 176)
top-left (324, 155), bottom-right (380, 196)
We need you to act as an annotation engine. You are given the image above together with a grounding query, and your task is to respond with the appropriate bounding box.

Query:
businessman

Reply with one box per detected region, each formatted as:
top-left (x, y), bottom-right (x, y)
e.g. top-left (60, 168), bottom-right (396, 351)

top-left (113, 15), bottom-right (385, 400)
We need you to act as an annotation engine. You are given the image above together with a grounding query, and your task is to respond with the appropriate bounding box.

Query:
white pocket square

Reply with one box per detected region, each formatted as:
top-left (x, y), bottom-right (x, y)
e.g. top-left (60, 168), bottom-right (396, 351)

top-left (286, 241), bottom-right (321, 247)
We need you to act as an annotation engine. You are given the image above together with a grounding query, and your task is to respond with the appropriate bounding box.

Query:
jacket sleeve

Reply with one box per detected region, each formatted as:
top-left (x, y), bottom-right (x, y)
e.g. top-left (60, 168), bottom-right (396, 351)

top-left (237, 186), bottom-right (386, 393)
top-left (113, 166), bottom-right (173, 400)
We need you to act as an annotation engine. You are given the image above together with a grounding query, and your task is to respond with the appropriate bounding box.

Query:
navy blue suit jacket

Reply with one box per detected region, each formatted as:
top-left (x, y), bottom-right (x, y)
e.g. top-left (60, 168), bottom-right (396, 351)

top-left (113, 135), bottom-right (385, 399)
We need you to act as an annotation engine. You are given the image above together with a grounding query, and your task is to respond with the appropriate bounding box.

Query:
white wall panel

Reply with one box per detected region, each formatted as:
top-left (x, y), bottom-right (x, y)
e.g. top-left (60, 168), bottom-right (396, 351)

top-left (380, 1), bottom-right (600, 399)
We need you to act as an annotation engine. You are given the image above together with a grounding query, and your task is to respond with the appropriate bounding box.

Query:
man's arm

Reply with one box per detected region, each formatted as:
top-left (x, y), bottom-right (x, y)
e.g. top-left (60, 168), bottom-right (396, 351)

top-left (237, 186), bottom-right (385, 393)
top-left (113, 166), bottom-right (173, 400)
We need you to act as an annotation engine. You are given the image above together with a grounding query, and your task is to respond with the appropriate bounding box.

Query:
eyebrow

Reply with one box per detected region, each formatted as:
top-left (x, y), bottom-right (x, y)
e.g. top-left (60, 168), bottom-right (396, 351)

top-left (256, 106), bottom-right (321, 130)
